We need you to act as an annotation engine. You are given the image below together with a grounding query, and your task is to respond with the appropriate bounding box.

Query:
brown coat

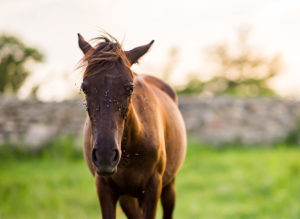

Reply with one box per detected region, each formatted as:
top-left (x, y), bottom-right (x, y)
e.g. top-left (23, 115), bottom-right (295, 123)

top-left (78, 33), bottom-right (186, 219)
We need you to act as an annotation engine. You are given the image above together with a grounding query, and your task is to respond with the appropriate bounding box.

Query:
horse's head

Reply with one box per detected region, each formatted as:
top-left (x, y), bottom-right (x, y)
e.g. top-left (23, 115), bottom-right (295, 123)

top-left (78, 33), bottom-right (153, 176)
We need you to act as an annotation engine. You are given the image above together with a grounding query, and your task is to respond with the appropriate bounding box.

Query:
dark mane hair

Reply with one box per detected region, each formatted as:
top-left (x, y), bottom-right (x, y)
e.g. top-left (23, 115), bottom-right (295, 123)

top-left (80, 34), bottom-right (130, 78)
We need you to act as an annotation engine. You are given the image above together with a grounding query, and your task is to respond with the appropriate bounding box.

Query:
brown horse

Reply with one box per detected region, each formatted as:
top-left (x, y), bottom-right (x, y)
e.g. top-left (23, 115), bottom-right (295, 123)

top-left (78, 33), bottom-right (186, 219)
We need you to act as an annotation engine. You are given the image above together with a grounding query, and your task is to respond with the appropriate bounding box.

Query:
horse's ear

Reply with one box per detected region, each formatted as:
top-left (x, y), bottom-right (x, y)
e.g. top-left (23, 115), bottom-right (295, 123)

top-left (78, 33), bottom-right (93, 54)
top-left (125, 40), bottom-right (154, 65)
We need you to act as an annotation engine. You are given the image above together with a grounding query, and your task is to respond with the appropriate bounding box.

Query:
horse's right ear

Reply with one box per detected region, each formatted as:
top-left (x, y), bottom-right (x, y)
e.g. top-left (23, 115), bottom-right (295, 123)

top-left (125, 40), bottom-right (154, 66)
top-left (78, 33), bottom-right (93, 54)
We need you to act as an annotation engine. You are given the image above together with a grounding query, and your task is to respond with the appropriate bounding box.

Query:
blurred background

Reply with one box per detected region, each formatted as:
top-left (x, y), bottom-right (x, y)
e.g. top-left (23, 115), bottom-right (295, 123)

top-left (1, 0), bottom-right (300, 218)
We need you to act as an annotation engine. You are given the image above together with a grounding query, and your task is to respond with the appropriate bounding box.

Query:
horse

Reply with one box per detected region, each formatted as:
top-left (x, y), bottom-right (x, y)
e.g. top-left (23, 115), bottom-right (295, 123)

top-left (77, 33), bottom-right (186, 219)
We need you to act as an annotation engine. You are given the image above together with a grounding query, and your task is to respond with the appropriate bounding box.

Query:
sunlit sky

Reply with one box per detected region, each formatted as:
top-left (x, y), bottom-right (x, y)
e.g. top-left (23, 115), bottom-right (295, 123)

top-left (1, 0), bottom-right (300, 100)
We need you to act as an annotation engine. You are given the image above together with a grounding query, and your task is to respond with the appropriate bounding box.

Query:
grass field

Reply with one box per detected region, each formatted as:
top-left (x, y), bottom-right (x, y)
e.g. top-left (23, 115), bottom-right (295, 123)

top-left (1, 141), bottom-right (300, 219)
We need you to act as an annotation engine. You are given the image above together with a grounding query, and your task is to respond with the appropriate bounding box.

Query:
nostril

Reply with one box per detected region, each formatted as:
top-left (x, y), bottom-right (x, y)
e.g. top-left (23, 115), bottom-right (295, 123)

top-left (112, 149), bottom-right (119, 164)
top-left (92, 148), bottom-right (98, 164)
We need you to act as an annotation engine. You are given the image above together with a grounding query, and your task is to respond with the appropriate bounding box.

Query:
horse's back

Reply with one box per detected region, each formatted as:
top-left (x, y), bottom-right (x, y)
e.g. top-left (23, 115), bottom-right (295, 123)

top-left (142, 75), bottom-right (178, 105)
top-left (139, 75), bottom-right (187, 186)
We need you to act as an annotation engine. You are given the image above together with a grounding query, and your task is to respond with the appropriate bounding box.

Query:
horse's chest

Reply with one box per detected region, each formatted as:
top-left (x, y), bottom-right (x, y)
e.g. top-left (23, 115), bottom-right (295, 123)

top-left (114, 171), bottom-right (148, 196)
top-left (112, 154), bottom-right (160, 196)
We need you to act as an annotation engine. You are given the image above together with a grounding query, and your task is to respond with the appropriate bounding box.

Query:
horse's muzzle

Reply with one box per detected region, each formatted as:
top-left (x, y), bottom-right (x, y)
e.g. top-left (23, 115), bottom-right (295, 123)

top-left (92, 147), bottom-right (120, 176)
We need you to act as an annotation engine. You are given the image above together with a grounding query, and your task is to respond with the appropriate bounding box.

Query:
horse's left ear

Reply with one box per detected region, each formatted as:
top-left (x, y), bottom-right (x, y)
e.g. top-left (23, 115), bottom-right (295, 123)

top-left (125, 40), bottom-right (154, 65)
top-left (78, 33), bottom-right (93, 55)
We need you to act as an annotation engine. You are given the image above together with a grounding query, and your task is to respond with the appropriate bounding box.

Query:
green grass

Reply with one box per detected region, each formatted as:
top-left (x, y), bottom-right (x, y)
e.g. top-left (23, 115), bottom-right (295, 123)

top-left (1, 142), bottom-right (300, 218)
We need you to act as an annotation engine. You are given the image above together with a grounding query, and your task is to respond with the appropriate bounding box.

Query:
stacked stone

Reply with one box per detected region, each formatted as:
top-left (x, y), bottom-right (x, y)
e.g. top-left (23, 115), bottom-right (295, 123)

top-left (1, 95), bottom-right (300, 146)
top-left (0, 95), bottom-right (86, 147)
top-left (179, 96), bottom-right (300, 144)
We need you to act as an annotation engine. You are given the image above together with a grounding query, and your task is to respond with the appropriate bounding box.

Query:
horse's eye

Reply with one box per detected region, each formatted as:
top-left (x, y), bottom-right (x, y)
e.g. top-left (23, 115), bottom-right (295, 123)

top-left (125, 83), bottom-right (134, 96)
top-left (81, 84), bottom-right (88, 94)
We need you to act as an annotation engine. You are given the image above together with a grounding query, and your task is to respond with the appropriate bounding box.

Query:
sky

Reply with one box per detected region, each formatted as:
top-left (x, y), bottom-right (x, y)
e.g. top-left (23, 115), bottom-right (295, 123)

top-left (1, 0), bottom-right (300, 100)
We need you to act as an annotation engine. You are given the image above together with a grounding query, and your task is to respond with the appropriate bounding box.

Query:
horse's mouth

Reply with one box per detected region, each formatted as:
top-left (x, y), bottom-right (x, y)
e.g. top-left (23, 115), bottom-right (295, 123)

top-left (96, 167), bottom-right (116, 176)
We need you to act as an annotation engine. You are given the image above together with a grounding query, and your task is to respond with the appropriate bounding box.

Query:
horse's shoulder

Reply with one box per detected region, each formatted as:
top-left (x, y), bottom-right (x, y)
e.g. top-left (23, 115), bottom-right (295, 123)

top-left (139, 74), bottom-right (178, 104)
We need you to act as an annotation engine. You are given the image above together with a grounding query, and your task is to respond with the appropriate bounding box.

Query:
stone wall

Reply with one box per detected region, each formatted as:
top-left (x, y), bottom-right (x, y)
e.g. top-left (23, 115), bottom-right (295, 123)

top-left (0, 96), bottom-right (86, 148)
top-left (180, 96), bottom-right (300, 144)
top-left (1, 95), bottom-right (300, 146)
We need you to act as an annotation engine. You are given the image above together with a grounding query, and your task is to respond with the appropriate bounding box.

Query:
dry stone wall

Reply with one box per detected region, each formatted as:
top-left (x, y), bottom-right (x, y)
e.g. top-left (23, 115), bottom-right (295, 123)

top-left (1, 95), bottom-right (300, 146)
top-left (0, 96), bottom-right (86, 148)
top-left (180, 96), bottom-right (300, 144)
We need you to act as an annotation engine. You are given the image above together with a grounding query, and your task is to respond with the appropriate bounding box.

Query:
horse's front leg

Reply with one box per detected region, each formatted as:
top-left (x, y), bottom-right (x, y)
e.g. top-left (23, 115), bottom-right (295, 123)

top-left (141, 174), bottom-right (163, 219)
top-left (95, 176), bottom-right (119, 219)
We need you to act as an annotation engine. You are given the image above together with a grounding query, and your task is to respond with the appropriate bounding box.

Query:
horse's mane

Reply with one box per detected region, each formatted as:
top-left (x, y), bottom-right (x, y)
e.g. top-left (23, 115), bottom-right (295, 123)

top-left (80, 34), bottom-right (130, 78)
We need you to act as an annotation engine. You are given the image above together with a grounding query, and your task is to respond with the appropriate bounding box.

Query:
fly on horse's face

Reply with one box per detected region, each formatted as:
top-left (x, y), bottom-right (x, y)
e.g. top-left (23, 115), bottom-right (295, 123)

top-left (78, 33), bottom-right (153, 176)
